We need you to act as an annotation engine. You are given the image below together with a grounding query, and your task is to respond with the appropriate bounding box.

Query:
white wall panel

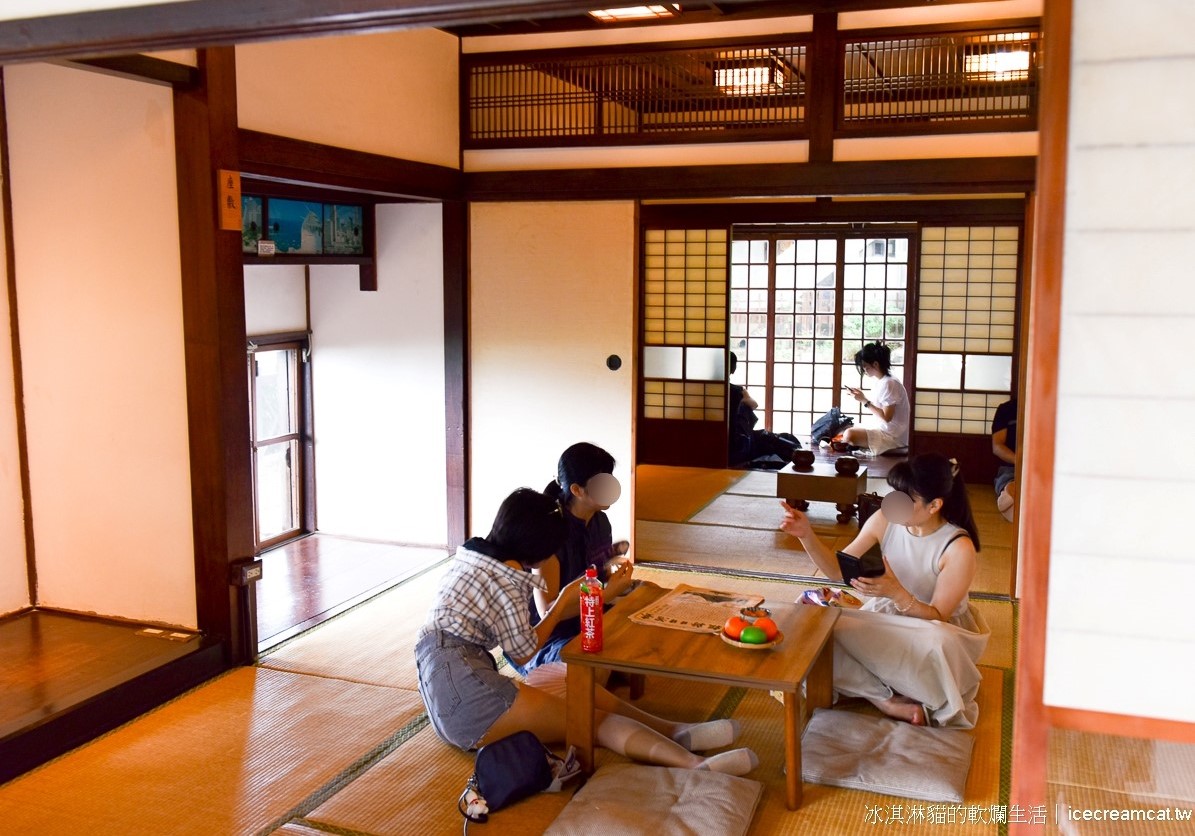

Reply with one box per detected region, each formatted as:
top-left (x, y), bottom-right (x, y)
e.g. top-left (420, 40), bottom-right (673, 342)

top-left (308, 204), bottom-right (447, 546)
top-left (244, 264), bottom-right (308, 335)
top-left (0, 140), bottom-right (28, 616)
top-left (5, 63), bottom-right (196, 626)
top-left (1045, 1), bottom-right (1195, 721)
top-left (469, 202), bottom-right (635, 540)
top-left (236, 30), bottom-right (459, 169)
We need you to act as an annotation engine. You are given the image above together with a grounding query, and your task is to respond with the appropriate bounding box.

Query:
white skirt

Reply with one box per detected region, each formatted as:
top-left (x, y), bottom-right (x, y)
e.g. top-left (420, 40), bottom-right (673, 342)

top-left (831, 600), bottom-right (990, 728)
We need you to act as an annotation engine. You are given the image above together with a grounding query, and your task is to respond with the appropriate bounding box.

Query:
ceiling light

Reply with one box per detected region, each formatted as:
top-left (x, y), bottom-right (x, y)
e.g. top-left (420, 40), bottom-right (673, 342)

top-left (964, 49), bottom-right (1031, 81)
top-left (715, 59), bottom-right (784, 94)
top-left (588, 4), bottom-right (680, 22)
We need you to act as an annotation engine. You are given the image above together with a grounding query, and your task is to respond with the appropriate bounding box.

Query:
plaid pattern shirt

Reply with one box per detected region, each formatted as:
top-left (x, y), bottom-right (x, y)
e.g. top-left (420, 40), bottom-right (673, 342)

top-left (422, 545), bottom-right (547, 661)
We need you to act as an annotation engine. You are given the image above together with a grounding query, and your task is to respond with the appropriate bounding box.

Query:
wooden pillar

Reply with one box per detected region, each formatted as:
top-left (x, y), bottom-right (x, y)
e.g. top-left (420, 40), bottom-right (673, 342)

top-left (1010, 0), bottom-right (1072, 826)
top-left (443, 200), bottom-right (469, 549)
top-left (173, 48), bottom-right (256, 664)
top-left (807, 13), bottom-right (838, 164)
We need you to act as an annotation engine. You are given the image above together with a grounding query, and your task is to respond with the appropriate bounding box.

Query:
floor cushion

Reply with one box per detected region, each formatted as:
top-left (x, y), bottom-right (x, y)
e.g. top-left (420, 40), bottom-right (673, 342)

top-left (801, 707), bottom-right (974, 802)
top-left (545, 763), bottom-right (763, 836)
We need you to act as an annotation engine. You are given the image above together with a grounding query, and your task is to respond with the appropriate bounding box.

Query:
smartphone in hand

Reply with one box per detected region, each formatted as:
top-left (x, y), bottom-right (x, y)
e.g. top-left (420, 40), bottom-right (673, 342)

top-left (836, 551), bottom-right (884, 585)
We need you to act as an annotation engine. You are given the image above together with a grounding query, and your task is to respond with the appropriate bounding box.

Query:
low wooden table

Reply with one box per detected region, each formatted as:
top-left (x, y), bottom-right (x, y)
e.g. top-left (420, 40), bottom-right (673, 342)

top-left (562, 582), bottom-right (838, 810)
top-left (775, 460), bottom-right (868, 523)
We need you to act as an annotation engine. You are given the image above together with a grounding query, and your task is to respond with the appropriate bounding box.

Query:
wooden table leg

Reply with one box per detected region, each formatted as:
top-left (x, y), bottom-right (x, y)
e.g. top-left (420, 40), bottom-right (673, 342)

top-left (566, 663), bottom-right (597, 774)
top-left (806, 637), bottom-right (834, 718)
top-left (783, 691), bottom-right (802, 810)
top-left (835, 502), bottom-right (857, 524)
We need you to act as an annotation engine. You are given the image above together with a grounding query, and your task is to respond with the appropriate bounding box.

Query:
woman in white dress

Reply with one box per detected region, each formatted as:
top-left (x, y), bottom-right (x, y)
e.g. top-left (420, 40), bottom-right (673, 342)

top-left (842, 341), bottom-right (909, 454)
top-left (779, 454), bottom-right (989, 728)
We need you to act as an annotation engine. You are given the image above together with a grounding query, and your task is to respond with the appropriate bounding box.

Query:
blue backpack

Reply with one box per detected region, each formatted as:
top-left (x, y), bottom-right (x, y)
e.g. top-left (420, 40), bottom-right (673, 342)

top-left (809, 407), bottom-right (854, 447)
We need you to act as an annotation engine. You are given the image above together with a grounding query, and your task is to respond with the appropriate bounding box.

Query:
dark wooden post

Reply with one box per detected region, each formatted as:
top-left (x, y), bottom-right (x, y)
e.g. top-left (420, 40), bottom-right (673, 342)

top-left (173, 48), bottom-right (256, 665)
top-left (807, 13), bottom-right (838, 164)
top-left (443, 200), bottom-right (469, 550)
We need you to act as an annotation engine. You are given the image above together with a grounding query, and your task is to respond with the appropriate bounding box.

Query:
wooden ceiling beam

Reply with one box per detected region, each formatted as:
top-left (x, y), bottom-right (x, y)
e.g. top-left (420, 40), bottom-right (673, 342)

top-left (464, 155), bottom-right (1037, 201)
top-left (0, 0), bottom-right (1018, 63)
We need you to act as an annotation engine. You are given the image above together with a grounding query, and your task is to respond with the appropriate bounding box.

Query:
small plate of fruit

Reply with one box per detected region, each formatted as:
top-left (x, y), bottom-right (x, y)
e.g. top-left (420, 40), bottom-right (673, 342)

top-left (720, 613), bottom-right (783, 650)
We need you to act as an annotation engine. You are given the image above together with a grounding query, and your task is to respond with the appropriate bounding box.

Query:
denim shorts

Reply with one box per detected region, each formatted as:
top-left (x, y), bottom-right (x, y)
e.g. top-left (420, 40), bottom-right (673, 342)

top-left (415, 630), bottom-right (519, 751)
top-left (994, 465), bottom-right (1015, 496)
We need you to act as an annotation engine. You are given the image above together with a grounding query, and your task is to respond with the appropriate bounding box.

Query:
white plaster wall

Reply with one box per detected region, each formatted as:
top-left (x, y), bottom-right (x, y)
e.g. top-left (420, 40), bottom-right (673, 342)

top-left (840, 0), bottom-right (1041, 29)
top-left (0, 0), bottom-right (189, 19)
top-left (464, 141), bottom-right (809, 172)
top-left (236, 30), bottom-right (459, 169)
top-left (5, 63), bottom-right (196, 626)
top-left (469, 201), bottom-right (635, 539)
top-left (309, 203), bottom-right (447, 545)
top-left (245, 264), bottom-right (308, 335)
top-left (1043, 0), bottom-right (1195, 722)
top-left (0, 141), bottom-right (29, 616)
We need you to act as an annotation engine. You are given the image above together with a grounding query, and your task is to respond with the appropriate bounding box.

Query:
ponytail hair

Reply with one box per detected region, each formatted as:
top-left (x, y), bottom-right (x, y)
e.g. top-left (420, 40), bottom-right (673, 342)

top-left (487, 487), bottom-right (566, 566)
top-left (855, 341), bottom-right (893, 376)
top-left (886, 453), bottom-right (980, 550)
top-left (552, 442), bottom-right (615, 507)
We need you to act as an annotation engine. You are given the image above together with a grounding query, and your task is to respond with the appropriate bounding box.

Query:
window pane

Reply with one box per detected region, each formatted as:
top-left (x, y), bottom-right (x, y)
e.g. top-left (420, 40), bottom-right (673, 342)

top-left (863, 314), bottom-right (884, 339)
top-left (254, 349), bottom-right (295, 440)
top-left (256, 441), bottom-right (296, 542)
top-left (842, 315), bottom-right (862, 339)
top-left (685, 347), bottom-right (725, 381)
top-left (643, 346), bottom-right (683, 378)
top-left (965, 354), bottom-right (1013, 391)
top-left (917, 353), bottom-right (963, 389)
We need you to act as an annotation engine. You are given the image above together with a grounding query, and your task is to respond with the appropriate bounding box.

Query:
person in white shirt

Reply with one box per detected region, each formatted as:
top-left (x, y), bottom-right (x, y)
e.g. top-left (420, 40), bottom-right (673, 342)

top-left (842, 341), bottom-right (909, 454)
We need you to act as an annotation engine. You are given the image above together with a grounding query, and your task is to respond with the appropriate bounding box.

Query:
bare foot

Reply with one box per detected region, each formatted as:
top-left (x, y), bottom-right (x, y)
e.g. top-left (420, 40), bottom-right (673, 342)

top-left (871, 695), bottom-right (927, 726)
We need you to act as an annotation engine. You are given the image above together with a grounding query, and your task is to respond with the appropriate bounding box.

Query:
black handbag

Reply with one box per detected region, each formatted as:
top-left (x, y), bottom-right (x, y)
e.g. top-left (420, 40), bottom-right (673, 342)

top-left (458, 730), bottom-right (558, 823)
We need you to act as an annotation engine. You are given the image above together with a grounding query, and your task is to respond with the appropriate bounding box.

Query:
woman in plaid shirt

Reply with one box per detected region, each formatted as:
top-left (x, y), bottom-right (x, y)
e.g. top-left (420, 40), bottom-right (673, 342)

top-left (415, 487), bottom-right (757, 775)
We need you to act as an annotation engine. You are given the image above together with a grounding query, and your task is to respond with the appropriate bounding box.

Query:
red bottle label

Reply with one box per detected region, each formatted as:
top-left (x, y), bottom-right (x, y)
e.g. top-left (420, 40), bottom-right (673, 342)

top-left (580, 585), bottom-right (603, 653)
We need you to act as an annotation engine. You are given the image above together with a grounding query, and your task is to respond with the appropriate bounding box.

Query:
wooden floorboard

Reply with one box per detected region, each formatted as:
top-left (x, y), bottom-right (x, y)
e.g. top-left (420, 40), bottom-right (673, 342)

top-left (256, 534), bottom-right (448, 650)
top-left (0, 609), bottom-right (201, 739)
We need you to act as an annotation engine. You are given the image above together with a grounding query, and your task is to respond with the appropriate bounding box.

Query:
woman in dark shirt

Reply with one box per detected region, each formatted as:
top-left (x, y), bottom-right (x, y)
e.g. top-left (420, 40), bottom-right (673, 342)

top-left (512, 442), bottom-right (634, 674)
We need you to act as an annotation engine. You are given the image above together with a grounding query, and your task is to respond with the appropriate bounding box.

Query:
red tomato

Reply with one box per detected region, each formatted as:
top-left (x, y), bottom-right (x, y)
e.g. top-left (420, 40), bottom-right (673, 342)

top-left (723, 616), bottom-right (749, 640)
top-left (753, 617), bottom-right (780, 641)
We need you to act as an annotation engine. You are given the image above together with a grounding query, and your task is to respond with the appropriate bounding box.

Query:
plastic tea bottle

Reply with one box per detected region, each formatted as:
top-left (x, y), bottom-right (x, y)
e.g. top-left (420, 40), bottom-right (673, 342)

top-left (579, 565), bottom-right (604, 653)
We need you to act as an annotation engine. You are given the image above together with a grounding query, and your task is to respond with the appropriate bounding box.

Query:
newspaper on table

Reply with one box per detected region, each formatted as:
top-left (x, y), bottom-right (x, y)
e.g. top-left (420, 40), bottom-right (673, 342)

top-left (628, 583), bottom-right (765, 634)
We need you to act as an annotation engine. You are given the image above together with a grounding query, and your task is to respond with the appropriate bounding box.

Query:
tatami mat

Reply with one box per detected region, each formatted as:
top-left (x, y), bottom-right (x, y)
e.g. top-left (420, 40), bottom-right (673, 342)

top-left (745, 666), bottom-right (1006, 835)
top-left (636, 518), bottom-right (821, 577)
top-left (305, 676), bottom-right (735, 836)
top-left (1049, 729), bottom-right (1195, 806)
top-left (259, 565), bottom-right (446, 691)
top-left (635, 466), bottom-right (1013, 598)
top-left (635, 465), bottom-right (749, 522)
top-left (1044, 783), bottom-right (1195, 835)
top-left (0, 667), bottom-right (426, 835)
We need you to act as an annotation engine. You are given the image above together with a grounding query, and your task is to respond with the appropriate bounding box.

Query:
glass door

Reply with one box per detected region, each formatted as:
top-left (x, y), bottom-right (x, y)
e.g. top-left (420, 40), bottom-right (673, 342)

top-left (729, 231), bottom-right (910, 441)
top-left (249, 342), bottom-right (306, 549)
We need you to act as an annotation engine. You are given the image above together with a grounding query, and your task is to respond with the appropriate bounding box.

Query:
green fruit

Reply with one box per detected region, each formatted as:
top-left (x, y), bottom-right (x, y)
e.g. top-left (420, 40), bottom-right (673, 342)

top-left (739, 625), bottom-right (768, 644)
